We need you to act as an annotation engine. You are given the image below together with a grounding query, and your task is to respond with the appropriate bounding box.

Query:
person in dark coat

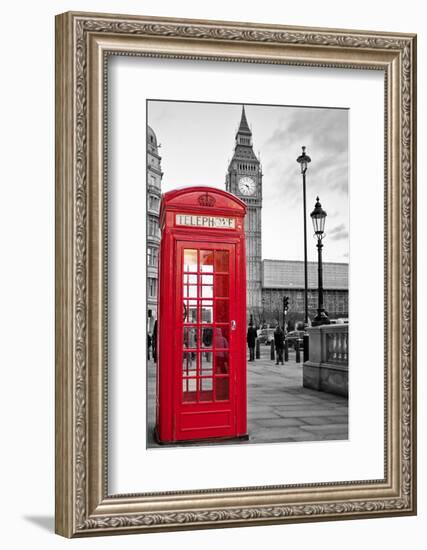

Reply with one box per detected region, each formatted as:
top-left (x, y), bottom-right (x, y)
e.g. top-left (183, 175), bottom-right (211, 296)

top-left (147, 332), bottom-right (152, 360)
top-left (274, 324), bottom-right (285, 365)
top-left (152, 320), bottom-right (157, 363)
top-left (247, 323), bottom-right (257, 362)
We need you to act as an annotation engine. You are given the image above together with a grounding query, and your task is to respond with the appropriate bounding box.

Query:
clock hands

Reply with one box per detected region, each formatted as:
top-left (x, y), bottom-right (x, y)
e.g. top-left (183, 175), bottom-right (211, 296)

top-left (239, 177), bottom-right (254, 195)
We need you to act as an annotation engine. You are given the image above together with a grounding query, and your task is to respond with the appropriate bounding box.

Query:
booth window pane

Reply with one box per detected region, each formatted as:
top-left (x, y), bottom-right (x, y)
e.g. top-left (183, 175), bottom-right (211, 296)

top-left (213, 327), bottom-right (229, 350)
top-left (201, 274), bottom-right (213, 285)
top-left (200, 351), bottom-right (213, 376)
top-left (215, 377), bottom-right (229, 401)
top-left (215, 275), bottom-right (229, 297)
top-left (201, 301), bottom-right (213, 323)
top-left (201, 327), bottom-right (213, 348)
top-left (199, 378), bottom-right (213, 402)
top-left (183, 300), bottom-right (197, 323)
top-left (215, 300), bottom-right (229, 323)
top-left (214, 250), bottom-right (229, 272)
top-left (183, 328), bottom-right (197, 350)
top-left (214, 350), bottom-right (229, 374)
top-left (182, 351), bottom-right (197, 375)
top-left (184, 274), bottom-right (197, 284)
top-left (182, 378), bottom-right (197, 402)
top-left (183, 249), bottom-right (197, 272)
top-left (200, 250), bottom-right (214, 272)
top-left (184, 285), bottom-right (197, 298)
top-left (201, 285), bottom-right (213, 298)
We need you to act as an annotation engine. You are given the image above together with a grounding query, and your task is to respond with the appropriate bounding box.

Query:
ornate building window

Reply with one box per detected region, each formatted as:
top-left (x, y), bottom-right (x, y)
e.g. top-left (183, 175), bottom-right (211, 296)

top-left (147, 247), bottom-right (158, 267)
top-left (148, 277), bottom-right (157, 297)
top-left (149, 196), bottom-right (159, 212)
top-left (148, 218), bottom-right (160, 237)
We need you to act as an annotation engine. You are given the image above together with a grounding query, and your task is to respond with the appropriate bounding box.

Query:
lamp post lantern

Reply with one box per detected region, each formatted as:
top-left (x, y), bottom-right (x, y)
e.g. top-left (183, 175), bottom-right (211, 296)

top-left (310, 197), bottom-right (330, 327)
top-left (296, 146), bottom-right (311, 327)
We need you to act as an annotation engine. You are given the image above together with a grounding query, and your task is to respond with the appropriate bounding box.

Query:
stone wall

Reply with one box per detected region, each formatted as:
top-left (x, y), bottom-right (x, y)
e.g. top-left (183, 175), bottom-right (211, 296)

top-left (303, 324), bottom-right (348, 397)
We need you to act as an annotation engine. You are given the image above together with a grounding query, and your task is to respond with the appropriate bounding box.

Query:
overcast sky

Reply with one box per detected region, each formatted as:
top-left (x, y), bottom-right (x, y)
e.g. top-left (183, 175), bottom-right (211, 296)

top-left (148, 101), bottom-right (349, 264)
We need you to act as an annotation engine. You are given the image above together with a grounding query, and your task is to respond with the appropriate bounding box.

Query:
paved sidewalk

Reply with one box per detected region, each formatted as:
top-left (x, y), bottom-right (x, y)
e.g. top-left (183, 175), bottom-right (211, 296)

top-left (147, 345), bottom-right (348, 447)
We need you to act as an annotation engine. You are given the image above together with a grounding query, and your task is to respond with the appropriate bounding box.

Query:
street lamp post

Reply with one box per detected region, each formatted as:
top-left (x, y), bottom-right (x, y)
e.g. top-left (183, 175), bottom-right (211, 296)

top-left (296, 146), bottom-right (311, 328)
top-left (310, 197), bottom-right (330, 327)
top-left (261, 296), bottom-right (265, 327)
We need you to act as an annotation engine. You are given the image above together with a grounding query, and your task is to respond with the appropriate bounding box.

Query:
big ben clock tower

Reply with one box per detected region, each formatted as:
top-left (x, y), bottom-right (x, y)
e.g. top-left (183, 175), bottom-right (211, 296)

top-left (226, 106), bottom-right (262, 321)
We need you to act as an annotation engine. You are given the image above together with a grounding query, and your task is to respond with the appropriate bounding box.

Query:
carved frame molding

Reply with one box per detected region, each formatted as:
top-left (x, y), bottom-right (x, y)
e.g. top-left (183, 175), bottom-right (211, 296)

top-left (55, 12), bottom-right (416, 537)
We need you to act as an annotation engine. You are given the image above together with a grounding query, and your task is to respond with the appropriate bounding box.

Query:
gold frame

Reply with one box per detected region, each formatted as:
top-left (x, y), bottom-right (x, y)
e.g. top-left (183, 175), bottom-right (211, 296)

top-left (55, 11), bottom-right (417, 537)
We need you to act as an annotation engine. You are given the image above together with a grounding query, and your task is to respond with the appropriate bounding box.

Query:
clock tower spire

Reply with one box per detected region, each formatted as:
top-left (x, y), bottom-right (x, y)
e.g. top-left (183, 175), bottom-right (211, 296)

top-left (226, 106), bottom-right (263, 322)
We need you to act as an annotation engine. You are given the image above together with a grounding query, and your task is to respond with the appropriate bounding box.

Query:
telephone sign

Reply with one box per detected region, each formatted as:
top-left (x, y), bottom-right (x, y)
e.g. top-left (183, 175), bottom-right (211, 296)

top-left (175, 213), bottom-right (236, 229)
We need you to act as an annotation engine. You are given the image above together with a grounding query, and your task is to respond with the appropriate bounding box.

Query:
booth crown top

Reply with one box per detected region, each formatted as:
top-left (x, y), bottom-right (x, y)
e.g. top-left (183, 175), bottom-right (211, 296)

top-left (162, 186), bottom-right (246, 209)
top-left (198, 192), bottom-right (216, 207)
top-left (160, 186), bottom-right (247, 222)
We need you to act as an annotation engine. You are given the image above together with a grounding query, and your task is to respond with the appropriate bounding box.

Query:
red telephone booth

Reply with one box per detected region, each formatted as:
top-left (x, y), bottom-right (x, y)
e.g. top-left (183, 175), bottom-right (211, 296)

top-left (156, 187), bottom-right (247, 443)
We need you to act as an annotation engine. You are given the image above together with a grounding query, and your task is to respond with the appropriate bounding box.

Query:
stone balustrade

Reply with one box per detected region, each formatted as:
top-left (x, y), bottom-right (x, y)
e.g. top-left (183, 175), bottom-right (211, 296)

top-left (303, 324), bottom-right (348, 397)
top-left (326, 327), bottom-right (348, 364)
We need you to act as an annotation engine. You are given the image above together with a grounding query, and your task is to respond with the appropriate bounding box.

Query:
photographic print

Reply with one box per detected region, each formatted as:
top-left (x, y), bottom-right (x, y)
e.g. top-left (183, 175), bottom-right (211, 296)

top-left (146, 100), bottom-right (349, 447)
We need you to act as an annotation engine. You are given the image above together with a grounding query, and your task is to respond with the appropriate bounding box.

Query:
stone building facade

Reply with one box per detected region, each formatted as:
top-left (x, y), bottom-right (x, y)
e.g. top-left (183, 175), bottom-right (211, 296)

top-left (147, 125), bottom-right (162, 333)
top-left (261, 259), bottom-right (348, 328)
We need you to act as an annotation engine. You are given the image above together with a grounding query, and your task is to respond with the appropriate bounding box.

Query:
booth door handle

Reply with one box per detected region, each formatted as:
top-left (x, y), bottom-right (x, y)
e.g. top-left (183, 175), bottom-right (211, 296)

top-left (231, 320), bottom-right (236, 331)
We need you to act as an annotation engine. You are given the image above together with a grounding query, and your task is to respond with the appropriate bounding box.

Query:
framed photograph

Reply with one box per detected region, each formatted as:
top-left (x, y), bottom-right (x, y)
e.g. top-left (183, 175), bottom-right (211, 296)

top-left (55, 11), bottom-right (417, 537)
top-left (144, 99), bottom-right (350, 449)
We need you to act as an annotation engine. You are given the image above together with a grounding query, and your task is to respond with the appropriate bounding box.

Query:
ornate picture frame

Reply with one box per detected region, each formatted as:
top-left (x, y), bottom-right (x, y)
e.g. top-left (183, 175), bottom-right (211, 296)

top-left (55, 11), bottom-right (416, 537)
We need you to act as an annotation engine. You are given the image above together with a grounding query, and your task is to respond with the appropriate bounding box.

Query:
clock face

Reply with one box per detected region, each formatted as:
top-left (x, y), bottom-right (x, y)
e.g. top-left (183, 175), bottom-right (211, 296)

top-left (238, 176), bottom-right (256, 196)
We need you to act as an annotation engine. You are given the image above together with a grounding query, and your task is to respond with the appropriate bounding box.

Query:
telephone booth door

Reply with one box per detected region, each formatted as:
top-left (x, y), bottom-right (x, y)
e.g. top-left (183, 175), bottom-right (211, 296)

top-left (156, 186), bottom-right (247, 444)
top-left (177, 242), bottom-right (236, 441)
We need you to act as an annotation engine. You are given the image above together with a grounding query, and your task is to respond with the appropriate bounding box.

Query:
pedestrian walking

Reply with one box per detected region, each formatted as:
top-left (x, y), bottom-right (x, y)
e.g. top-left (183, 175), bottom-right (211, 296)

top-left (147, 332), bottom-right (152, 360)
top-left (213, 327), bottom-right (229, 373)
top-left (152, 320), bottom-right (157, 363)
top-left (247, 323), bottom-right (257, 361)
top-left (274, 324), bottom-right (285, 365)
top-left (203, 327), bottom-right (213, 363)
